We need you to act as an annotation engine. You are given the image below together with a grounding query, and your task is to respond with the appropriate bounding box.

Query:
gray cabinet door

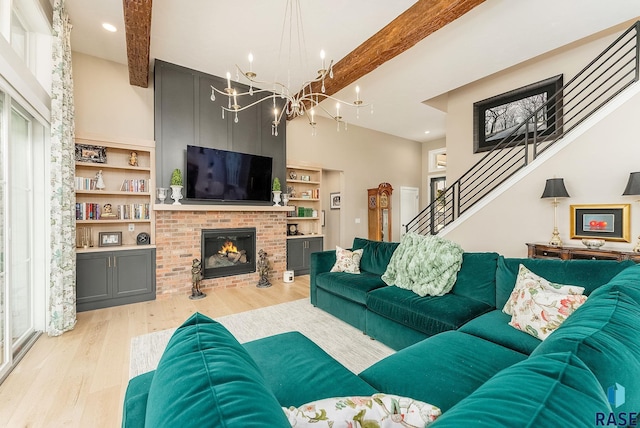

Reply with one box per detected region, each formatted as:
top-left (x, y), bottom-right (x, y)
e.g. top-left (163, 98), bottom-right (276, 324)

top-left (286, 239), bottom-right (306, 273)
top-left (76, 252), bottom-right (111, 304)
top-left (287, 237), bottom-right (323, 275)
top-left (113, 249), bottom-right (155, 298)
top-left (76, 249), bottom-right (156, 312)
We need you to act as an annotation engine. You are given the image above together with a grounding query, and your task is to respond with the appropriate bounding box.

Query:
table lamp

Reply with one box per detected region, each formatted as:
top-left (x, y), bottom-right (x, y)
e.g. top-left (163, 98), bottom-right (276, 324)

top-left (622, 172), bottom-right (640, 252)
top-left (541, 178), bottom-right (570, 247)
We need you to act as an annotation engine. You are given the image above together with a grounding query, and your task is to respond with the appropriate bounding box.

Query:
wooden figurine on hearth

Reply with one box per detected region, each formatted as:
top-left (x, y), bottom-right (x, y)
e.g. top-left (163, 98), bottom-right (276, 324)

top-left (190, 258), bottom-right (206, 299)
top-left (256, 249), bottom-right (272, 288)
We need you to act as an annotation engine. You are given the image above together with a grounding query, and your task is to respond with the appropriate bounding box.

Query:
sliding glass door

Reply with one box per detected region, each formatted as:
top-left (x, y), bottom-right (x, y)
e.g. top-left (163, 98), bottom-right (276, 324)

top-left (0, 90), bottom-right (42, 382)
top-left (9, 101), bottom-right (33, 353)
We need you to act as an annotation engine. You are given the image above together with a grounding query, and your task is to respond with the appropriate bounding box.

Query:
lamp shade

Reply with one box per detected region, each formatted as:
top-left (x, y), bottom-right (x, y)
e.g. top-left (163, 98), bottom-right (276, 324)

top-left (541, 178), bottom-right (570, 199)
top-left (622, 172), bottom-right (640, 196)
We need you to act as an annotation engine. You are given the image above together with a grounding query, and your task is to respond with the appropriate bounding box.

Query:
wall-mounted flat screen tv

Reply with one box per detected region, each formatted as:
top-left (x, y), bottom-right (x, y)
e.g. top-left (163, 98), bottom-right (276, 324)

top-left (186, 145), bottom-right (273, 203)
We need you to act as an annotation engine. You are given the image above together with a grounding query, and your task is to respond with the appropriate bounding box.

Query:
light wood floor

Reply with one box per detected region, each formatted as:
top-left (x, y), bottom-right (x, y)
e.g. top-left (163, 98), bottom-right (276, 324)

top-left (0, 276), bottom-right (310, 427)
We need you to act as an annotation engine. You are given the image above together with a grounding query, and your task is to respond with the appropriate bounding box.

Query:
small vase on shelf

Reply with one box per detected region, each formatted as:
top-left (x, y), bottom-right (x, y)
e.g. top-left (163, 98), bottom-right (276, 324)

top-left (156, 187), bottom-right (168, 204)
top-left (170, 185), bottom-right (183, 205)
top-left (272, 177), bottom-right (282, 207)
top-left (272, 191), bottom-right (282, 207)
top-left (170, 169), bottom-right (183, 205)
top-left (282, 193), bottom-right (289, 206)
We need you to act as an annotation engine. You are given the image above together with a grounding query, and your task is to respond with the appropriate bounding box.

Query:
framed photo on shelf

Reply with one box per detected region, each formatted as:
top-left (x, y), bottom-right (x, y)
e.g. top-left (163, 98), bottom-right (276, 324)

top-left (99, 231), bottom-right (123, 247)
top-left (75, 144), bottom-right (107, 163)
top-left (330, 192), bottom-right (341, 209)
top-left (569, 204), bottom-right (630, 242)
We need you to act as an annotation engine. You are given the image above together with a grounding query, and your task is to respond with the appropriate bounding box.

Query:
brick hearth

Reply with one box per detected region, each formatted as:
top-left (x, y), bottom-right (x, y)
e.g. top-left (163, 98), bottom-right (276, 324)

top-left (155, 205), bottom-right (290, 297)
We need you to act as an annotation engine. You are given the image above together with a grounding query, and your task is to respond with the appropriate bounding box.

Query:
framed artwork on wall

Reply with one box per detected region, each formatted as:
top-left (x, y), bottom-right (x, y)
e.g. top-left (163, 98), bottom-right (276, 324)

top-left (473, 75), bottom-right (563, 153)
top-left (330, 192), bottom-right (341, 209)
top-left (569, 204), bottom-right (630, 242)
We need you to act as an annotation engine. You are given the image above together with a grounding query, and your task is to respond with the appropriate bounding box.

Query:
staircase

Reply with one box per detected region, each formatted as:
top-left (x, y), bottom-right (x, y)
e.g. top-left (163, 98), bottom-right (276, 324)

top-left (406, 21), bottom-right (640, 236)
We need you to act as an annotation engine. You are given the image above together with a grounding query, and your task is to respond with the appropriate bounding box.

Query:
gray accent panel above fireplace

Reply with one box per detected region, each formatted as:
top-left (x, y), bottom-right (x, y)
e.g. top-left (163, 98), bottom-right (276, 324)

top-left (154, 60), bottom-right (286, 201)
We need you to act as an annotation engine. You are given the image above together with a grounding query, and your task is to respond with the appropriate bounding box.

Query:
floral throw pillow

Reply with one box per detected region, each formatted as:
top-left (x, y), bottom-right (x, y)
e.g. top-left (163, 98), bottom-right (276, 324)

top-left (509, 287), bottom-right (588, 340)
top-left (283, 393), bottom-right (441, 428)
top-left (330, 246), bottom-right (364, 274)
top-left (502, 264), bottom-right (585, 315)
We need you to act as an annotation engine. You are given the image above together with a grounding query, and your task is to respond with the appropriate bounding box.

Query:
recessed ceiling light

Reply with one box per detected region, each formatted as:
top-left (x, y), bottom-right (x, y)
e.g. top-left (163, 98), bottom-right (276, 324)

top-left (102, 23), bottom-right (117, 32)
top-left (424, 130), bottom-right (430, 134)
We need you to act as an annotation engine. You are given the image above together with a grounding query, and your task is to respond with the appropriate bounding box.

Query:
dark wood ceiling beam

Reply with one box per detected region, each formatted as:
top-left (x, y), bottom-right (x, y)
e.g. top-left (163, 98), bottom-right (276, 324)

top-left (123, 0), bottom-right (153, 88)
top-left (309, 0), bottom-right (486, 98)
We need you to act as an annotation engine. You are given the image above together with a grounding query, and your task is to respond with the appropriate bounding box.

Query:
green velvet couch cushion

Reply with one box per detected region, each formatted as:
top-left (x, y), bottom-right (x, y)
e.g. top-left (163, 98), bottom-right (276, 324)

top-left (531, 266), bottom-right (640, 418)
top-left (366, 286), bottom-right (493, 337)
top-left (243, 331), bottom-right (378, 407)
top-left (458, 310), bottom-right (541, 355)
top-left (431, 352), bottom-right (611, 427)
top-left (144, 313), bottom-right (289, 428)
top-left (359, 331), bottom-right (527, 412)
top-left (310, 249), bottom-right (338, 305)
top-left (495, 257), bottom-right (634, 309)
top-left (315, 271), bottom-right (387, 305)
top-left (450, 252), bottom-right (499, 306)
top-left (352, 237), bottom-right (399, 276)
top-left (122, 370), bottom-right (155, 428)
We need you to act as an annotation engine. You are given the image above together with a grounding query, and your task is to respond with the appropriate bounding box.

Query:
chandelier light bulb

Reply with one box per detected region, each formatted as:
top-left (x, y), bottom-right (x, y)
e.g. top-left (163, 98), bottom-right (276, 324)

top-left (209, 1), bottom-right (370, 136)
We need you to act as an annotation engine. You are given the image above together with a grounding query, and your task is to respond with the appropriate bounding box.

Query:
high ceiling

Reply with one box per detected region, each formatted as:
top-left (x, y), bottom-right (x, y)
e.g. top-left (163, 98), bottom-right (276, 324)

top-left (65, 0), bottom-right (640, 143)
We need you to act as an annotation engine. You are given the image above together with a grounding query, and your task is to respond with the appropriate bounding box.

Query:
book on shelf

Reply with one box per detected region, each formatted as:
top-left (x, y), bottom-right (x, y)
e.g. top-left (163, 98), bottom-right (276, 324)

top-left (75, 202), bottom-right (101, 220)
top-left (120, 179), bottom-right (148, 192)
top-left (117, 203), bottom-right (150, 220)
top-left (75, 177), bottom-right (97, 191)
top-left (75, 202), bottom-right (150, 220)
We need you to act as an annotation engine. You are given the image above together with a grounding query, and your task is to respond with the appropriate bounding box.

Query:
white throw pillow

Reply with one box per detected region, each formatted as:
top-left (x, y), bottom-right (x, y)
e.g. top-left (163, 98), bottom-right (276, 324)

top-left (509, 287), bottom-right (588, 340)
top-left (502, 264), bottom-right (585, 315)
top-left (330, 246), bottom-right (363, 274)
top-left (283, 393), bottom-right (441, 427)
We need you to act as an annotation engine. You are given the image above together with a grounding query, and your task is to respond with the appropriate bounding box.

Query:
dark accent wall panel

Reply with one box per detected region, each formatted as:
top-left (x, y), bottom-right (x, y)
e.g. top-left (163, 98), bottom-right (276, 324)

top-left (154, 60), bottom-right (286, 198)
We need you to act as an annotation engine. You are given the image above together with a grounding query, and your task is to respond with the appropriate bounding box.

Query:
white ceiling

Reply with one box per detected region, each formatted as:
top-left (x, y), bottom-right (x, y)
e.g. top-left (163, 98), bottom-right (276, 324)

top-left (65, 0), bottom-right (640, 143)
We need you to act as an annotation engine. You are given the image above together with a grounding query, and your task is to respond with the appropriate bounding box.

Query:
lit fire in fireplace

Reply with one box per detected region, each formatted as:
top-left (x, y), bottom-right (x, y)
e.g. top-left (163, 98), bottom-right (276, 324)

top-left (219, 240), bottom-right (238, 254)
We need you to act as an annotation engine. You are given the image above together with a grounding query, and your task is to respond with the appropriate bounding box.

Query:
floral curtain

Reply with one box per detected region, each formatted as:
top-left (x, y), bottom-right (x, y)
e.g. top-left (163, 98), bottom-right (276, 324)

top-left (49, 0), bottom-right (76, 336)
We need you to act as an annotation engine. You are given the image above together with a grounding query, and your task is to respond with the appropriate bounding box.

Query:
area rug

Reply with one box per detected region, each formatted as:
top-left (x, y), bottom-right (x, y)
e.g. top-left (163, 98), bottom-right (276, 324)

top-left (129, 299), bottom-right (394, 378)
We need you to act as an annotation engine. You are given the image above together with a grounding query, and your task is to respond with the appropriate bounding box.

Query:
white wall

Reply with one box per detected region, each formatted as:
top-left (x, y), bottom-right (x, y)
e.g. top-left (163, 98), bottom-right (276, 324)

top-left (444, 87), bottom-right (640, 256)
top-left (440, 22), bottom-right (640, 256)
top-left (72, 52), bottom-right (154, 141)
top-left (322, 169), bottom-right (342, 250)
top-left (446, 23), bottom-right (630, 181)
top-left (287, 116), bottom-right (423, 247)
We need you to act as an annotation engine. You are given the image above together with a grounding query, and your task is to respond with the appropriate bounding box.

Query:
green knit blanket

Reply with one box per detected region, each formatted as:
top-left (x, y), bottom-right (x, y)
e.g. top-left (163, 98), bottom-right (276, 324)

top-left (381, 232), bottom-right (464, 297)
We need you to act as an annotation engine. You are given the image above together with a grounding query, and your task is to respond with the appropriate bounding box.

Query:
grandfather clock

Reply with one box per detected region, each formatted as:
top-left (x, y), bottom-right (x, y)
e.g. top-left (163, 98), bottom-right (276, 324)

top-left (368, 183), bottom-right (393, 242)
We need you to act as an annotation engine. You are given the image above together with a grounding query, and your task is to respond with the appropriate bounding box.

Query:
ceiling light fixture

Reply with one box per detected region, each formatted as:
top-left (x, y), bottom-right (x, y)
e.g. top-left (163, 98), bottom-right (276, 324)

top-left (210, 0), bottom-right (371, 136)
top-left (102, 23), bottom-right (117, 32)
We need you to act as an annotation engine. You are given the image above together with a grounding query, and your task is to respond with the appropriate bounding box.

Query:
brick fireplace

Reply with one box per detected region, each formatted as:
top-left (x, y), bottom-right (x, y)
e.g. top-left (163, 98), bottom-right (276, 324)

top-left (154, 205), bottom-right (291, 297)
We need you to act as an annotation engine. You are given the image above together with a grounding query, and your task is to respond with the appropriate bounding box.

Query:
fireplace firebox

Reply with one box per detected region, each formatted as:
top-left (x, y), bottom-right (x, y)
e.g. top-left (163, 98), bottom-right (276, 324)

top-left (201, 228), bottom-right (256, 279)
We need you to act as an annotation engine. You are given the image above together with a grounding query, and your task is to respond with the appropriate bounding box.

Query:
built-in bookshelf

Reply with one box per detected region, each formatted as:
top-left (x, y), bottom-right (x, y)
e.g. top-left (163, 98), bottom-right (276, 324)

top-left (285, 163), bottom-right (323, 237)
top-left (74, 137), bottom-right (155, 252)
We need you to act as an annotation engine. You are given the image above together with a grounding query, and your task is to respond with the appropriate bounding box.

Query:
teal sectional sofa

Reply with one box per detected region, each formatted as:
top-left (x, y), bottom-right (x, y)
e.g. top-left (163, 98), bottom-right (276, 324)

top-left (123, 237), bottom-right (640, 427)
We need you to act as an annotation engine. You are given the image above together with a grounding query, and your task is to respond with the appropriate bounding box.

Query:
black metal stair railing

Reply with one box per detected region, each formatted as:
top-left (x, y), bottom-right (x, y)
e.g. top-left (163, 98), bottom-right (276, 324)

top-left (407, 21), bottom-right (640, 235)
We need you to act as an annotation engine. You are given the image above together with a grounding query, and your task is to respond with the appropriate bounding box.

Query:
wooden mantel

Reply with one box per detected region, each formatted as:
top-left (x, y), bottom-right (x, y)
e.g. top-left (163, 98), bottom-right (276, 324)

top-left (153, 204), bottom-right (294, 212)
